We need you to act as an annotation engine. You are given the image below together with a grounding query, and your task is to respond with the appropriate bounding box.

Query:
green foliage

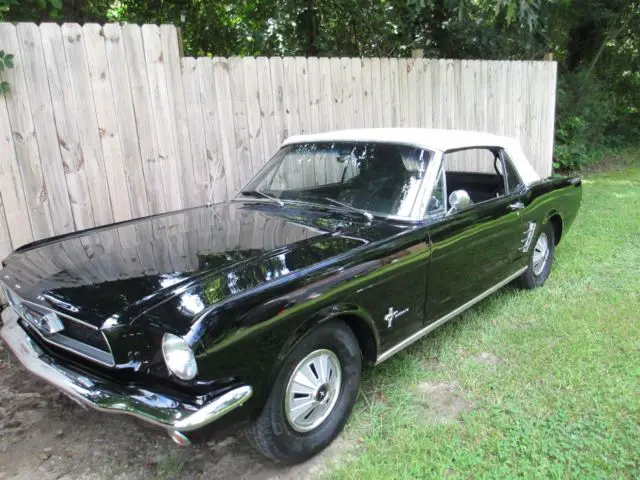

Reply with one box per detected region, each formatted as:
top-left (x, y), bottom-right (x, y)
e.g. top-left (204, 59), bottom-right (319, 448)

top-left (554, 70), bottom-right (618, 169)
top-left (0, 49), bottom-right (14, 94)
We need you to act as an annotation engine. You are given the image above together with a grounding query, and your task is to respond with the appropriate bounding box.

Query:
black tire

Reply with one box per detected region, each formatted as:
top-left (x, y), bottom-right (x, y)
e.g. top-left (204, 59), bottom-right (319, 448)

top-left (519, 222), bottom-right (555, 289)
top-left (245, 320), bottom-right (361, 464)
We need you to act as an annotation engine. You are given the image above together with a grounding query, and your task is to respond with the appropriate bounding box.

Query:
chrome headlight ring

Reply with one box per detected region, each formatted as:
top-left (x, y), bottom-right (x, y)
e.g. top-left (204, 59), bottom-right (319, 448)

top-left (161, 333), bottom-right (198, 381)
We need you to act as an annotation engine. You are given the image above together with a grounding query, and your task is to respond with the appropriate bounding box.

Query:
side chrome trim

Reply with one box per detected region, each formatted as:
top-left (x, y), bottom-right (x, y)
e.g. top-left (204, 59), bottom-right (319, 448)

top-left (1, 307), bottom-right (252, 432)
top-left (376, 266), bottom-right (528, 364)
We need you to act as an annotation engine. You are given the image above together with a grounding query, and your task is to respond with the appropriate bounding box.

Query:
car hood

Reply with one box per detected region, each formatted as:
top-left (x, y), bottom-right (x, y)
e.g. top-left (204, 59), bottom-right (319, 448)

top-left (1, 201), bottom-right (398, 329)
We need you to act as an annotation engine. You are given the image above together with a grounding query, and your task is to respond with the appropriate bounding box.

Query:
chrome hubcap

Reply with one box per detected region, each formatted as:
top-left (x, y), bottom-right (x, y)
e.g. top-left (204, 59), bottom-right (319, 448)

top-left (284, 349), bottom-right (342, 433)
top-left (532, 232), bottom-right (550, 275)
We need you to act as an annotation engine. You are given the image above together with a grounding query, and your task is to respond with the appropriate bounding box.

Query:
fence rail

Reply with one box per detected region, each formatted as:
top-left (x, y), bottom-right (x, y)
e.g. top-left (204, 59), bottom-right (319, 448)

top-left (0, 22), bottom-right (557, 259)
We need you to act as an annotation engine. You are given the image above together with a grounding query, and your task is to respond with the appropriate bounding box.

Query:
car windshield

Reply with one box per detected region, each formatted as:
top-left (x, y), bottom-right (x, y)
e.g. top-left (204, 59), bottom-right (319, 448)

top-left (240, 141), bottom-right (433, 218)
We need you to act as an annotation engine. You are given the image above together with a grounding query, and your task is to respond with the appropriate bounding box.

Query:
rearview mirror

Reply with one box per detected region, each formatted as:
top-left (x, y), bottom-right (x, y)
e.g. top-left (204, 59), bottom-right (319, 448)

top-left (447, 190), bottom-right (471, 215)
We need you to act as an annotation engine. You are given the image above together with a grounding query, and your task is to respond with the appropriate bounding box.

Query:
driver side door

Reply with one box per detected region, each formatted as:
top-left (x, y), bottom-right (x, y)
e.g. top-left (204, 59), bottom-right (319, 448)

top-left (424, 147), bottom-right (525, 324)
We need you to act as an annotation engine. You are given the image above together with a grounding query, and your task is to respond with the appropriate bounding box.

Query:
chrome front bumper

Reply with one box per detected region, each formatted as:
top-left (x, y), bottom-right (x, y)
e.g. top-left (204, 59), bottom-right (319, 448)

top-left (0, 307), bottom-right (252, 434)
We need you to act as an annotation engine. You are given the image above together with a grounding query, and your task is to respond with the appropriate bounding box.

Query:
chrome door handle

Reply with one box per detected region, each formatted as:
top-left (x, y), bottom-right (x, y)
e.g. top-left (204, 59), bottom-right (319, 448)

top-left (508, 201), bottom-right (525, 211)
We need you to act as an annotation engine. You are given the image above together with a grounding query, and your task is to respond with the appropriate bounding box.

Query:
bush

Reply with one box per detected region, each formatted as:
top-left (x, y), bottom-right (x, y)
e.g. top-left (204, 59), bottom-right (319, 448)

top-left (554, 68), bottom-right (640, 171)
top-left (554, 70), bottom-right (617, 170)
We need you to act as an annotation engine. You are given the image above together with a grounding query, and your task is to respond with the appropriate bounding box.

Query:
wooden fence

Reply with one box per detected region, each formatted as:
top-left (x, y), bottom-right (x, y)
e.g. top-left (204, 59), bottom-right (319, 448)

top-left (0, 22), bottom-right (557, 259)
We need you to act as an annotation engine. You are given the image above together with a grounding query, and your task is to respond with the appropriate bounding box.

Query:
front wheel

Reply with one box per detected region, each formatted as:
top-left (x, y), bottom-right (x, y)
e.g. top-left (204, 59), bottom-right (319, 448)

top-left (246, 320), bottom-right (362, 464)
top-left (519, 222), bottom-right (555, 289)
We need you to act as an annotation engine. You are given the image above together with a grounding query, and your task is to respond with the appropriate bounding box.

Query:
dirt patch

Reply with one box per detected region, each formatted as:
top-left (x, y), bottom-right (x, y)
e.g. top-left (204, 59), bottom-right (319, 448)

top-left (470, 352), bottom-right (503, 366)
top-left (0, 342), bottom-right (349, 479)
top-left (413, 381), bottom-right (473, 423)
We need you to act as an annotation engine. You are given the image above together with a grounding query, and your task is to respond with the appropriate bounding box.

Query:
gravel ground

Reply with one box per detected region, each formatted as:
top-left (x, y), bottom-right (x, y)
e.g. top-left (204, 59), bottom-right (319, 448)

top-left (0, 340), bottom-right (345, 480)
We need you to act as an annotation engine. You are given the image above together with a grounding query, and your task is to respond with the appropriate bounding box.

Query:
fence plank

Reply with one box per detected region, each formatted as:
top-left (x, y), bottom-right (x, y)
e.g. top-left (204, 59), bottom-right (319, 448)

top-left (340, 58), bottom-right (353, 129)
top-left (389, 58), bottom-right (400, 126)
top-left (282, 57), bottom-right (300, 138)
top-left (295, 57), bottom-right (311, 136)
top-left (544, 61), bottom-right (557, 176)
top-left (141, 24), bottom-right (182, 212)
top-left (318, 58), bottom-right (333, 132)
top-left (182, 57), bottom-right (211, 204)
top-left (160, 25), bottom-right (195, 207)
top-left (351, 58), bottom-right (364, 128)
top-left (307, 57), bottom-right (321, 133)
top-left (103, 23), bottom-right (150, 219)
top-left (257, 57), bottom-right (279, 164)
top-left (406, 58), bottom-right (418, 127)
top-left (330, 58), bottom-right (344, 129)
top-left (213, 57), bottom-right (240, 196)
top-left (361, 58), bottom-right (373, 128)
top-left (228, 57), bottom-right (253, 187)
top-left (122, 24), bottom-right (165, 215)
top-left (269, 57), bottom-right (287, 144)
top-left (0, 80), bottom-right (32, 250)
top-left (83, 24), bottom-right (133, 223)
top-left (379, 58), bottom-right (392, 127)
top-left (39, 23), bottom-right (95, 232)
top-left (370, 58), bottom-right (383, 128)
top-left (243, 57), bottom-right (264, 177)
top-left (0, 24), bottom-right (53, 244)
top-left (397, 58), bottom-right (409, 127)
top-left (421, 59), bottom-right (432, 128)
top-left (17, 23), bottom-right (74, 235)
top-left (61, 23), bottom-right (115, 227)
top-left (197, 57), bottom-right (226, 203)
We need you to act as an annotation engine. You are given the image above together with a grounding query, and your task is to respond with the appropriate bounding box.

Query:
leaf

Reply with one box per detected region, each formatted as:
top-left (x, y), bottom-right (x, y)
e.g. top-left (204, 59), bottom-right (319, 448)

top-left (5, 54), bottom-right (13, 61)
top-left (0, 81), bottom-right (9, 94)
top-left (0, 51), bottom-right (4, 58)
top-left (0, 63), bottom-right (4, 72)
top-left (5, 58), bottom-right (13, 68)
top-left (49, 0), bottom-right (63, 9)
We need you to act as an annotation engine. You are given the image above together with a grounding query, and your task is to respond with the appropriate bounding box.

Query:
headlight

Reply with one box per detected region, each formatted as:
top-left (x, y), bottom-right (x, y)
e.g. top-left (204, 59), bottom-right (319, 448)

top-left (1, 283), bottom-right (22, 307)
top-left (161, 333), bottom-right (198, 380)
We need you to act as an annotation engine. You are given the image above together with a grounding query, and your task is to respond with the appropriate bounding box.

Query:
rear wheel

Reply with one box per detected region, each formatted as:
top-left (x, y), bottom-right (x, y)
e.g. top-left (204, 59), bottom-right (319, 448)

top-left (246, 320), bottom-right (361, 464)
top-left (519, 222), bottom-right (555, 289)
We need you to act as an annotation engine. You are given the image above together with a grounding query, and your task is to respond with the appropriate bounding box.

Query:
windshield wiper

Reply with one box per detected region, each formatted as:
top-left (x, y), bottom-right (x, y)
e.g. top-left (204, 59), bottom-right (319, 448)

top-left (322, 197), bottom-right (373, 221)
top-left (240, 190), bottom-right (285, 206)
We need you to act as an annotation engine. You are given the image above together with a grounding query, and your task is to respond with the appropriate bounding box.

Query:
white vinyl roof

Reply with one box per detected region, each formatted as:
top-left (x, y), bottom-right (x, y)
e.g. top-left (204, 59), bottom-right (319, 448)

top-left (283, 128), bottom-right (541, 185)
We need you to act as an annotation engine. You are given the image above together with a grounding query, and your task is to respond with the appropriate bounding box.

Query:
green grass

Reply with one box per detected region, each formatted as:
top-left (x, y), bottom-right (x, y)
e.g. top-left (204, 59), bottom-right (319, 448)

top-left (328, 164), bottom-right (640, 479)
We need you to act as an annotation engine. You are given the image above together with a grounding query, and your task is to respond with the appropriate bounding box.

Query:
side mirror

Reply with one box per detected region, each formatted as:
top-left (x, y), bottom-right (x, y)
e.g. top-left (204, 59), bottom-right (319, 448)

top-left (447, 190), bottom-right (471, 215)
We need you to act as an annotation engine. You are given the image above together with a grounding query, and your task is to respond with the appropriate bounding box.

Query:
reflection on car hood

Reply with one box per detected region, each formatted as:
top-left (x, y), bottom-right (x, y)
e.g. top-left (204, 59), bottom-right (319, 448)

top-left (1, 202), bottom-right (394, 328)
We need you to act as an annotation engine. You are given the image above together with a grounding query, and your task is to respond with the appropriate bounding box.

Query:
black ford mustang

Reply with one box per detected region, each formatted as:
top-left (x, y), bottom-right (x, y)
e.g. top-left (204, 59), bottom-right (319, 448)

top-left (0, 129), bottom-right (581, 464)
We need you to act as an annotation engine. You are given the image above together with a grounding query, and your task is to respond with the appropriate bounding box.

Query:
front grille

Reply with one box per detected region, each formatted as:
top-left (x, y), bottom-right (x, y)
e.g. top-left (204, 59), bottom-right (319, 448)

top-left (20, 302), bottom-right (114, 366)
top-left (59, 317), bottom-right (110, 352)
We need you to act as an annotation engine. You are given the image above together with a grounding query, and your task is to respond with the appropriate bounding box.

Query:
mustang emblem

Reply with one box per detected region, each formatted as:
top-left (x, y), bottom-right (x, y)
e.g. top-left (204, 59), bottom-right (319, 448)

top-left (384, 307), bottom-right (409, 328)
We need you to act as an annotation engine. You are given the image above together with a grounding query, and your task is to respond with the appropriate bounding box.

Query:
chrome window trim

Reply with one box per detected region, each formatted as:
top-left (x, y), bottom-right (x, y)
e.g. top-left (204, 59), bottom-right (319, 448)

top-left (376, 266), bottom-right (528, 364)
top-left (418, 150), bottom-right (445, 221)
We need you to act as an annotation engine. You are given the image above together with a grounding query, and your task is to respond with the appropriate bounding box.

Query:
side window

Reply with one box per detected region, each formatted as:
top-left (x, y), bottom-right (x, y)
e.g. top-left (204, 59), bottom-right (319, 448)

top-left (442, 147), bottom-right (506, 205)
top-left (502, 152), bottom-right (524, 194)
